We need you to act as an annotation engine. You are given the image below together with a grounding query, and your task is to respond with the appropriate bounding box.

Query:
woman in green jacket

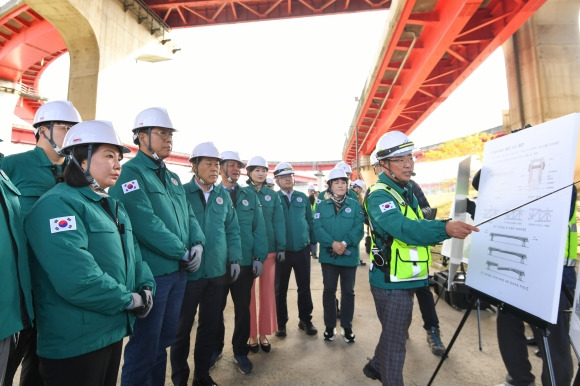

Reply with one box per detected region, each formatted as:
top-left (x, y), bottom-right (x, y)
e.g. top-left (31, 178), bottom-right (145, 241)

top-left (25, 121), bottom-right (155, 386)
top-left (314, 168), bottom-right (364, 343)
top-left (246, 156), bottom-right (286, 353)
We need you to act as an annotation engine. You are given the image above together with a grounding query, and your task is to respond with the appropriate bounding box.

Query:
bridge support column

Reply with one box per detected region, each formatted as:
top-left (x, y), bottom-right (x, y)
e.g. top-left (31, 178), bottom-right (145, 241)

top-left (503, 0), bottom-right (580, 131)
top-left (24, 0), bottom-right (174, 120)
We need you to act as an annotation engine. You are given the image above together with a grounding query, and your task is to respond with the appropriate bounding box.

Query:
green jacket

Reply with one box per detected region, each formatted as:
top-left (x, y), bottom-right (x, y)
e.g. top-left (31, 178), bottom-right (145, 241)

top-left (365, 173), bottom-right (449, 290)
top-left (184, 180), bottom-right (241, 279)
top-left (2, 147), bottom-right (66, 215)
top-left (109, 151), bottom-right (205, 276)
top-left (25, 184), bottom-right (155, 359)
top-left (0, 169), bottom-right (34, 341)
top-left (278, 190), bottom-right (315, 252)
top-left (229, 185), bottom-right (268, 265)
top-left (314, 196), bottom-right (364, 266)
top-left (253, 185), bottom-right (286, 253)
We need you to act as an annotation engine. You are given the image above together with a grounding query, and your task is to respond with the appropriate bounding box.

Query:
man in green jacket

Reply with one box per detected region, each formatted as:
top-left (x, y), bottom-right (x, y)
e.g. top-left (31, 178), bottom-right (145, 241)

top-left (363, 131), bottom-right (477, 386)
top-left (2, 100), bottom-right (81, 386)
top-left (212, 150), bottom-right (267, 375)
top-left (0, 137), bottom-right (34, 386)
top-left (274, 162), bottom-right (318, 336)
top-left (170, 142), bottom-right (241, 386)
top-left (109, 107), bottom-right (205, 386)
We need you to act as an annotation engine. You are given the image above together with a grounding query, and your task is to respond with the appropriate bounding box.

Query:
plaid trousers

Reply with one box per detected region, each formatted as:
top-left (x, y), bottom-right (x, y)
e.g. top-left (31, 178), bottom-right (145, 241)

top-left (369, 286), bottom-right (414, 386)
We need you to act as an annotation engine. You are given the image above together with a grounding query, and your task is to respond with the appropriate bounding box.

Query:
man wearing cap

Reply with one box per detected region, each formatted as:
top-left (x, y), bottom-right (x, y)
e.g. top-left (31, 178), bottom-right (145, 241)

top-left (109, 107), bottom-right (205, 386)
top-left (211, 150), bottom-right (267, 375)
top-left (170, 142), bottom-right (241, 386)
top-left (273, 162), bottom-right (318, 336)
top-left (363, 131), bottom-right (478, 385)
top-left (0, 136), bottom-right (34, 386)
top-left (2, 100), bottom-right (81, 386)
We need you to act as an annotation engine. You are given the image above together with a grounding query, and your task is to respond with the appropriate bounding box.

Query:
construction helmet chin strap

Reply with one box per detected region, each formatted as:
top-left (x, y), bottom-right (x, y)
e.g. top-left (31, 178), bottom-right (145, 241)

top-left (380, 159), bottom-right (407, 187)
top-left (193, 161), bottom-right (211, 187)
top-left (70, 144), bottom-right (109, 197)
top-left (143, 128), bottom-right (161, 161)
top-left (41, 122), bottom-right (64, 155)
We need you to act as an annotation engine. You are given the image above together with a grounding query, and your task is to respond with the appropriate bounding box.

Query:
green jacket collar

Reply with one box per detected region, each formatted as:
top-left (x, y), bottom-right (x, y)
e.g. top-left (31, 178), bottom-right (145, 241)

top-left (76, 185), bottom-right (106, 202)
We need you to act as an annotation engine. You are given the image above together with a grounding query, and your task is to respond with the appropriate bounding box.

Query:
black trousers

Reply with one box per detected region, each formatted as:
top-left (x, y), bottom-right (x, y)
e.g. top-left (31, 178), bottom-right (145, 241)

top-left (415, 285), bottom-right (439, 330)
top-left (216, 265), bottom-right (255, 356)
top-left (275, 246), bottom-right (314, 326)
top-left (497, 282), bottom-right (573, 386)
top-left (39, 340), bottom-right (122, 386)
top-left (5, 326), bottom-right (42, 386)
top-left (170, 275), bottom-right (228, 384)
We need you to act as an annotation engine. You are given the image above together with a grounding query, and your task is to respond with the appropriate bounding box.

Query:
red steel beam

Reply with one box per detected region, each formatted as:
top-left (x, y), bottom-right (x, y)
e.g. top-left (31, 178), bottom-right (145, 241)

top-left (343, 0), bottom-right (547, 167)
top-left (144, 0), bottom-right (392, 28)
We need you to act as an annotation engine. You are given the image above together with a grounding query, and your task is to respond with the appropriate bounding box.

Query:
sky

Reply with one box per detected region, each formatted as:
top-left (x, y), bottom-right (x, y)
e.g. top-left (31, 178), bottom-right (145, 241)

top-left (39, 10), bottom-right (509, 164)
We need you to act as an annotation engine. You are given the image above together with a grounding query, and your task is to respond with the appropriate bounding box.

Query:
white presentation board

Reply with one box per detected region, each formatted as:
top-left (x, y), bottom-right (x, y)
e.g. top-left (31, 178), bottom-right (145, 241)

top-left (466, 113), bottom-right (580, 324)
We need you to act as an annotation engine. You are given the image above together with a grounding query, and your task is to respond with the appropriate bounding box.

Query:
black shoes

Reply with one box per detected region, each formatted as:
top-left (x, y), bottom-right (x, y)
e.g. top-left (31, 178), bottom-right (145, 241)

top-left (275, 325), bottom-right (287, 337)
top-left (298, 320), bottom-right (318, 335)
top-left (249, 342), bottom-right (259, 353)
top-left (363, 361), bottom-right (381, 381)
top-left (260, 337), bottom-right (271, 353)
top-left (323, 326), bottom-right (335, 341)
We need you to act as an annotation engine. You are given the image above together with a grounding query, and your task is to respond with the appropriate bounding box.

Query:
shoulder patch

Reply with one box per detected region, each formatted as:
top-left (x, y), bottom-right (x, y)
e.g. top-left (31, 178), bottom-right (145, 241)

top-left (265, 195), bottom-right (271, 201)
top-left (379, 201), bottom-right (396, 213)
top-left (345, 207), bottom-right (352, 213)
top-left (50, 216), bottom-right (77, 233)
top-left (297, 197), bottom-right (302, 203)
top-left (122, 180), bottom-right (140, 194)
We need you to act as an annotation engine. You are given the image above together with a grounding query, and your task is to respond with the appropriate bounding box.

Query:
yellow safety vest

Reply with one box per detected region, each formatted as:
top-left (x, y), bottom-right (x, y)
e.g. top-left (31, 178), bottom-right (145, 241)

top-left (366, 182), bottom-right (432, 282)
top-left (565, 202), bottom-right (578, 266)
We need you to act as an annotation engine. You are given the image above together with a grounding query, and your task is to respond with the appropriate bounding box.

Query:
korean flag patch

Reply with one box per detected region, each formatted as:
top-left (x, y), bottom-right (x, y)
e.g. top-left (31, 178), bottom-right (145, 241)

top-left (379, 201), bottom-right (396, 213)
top-left (122, 180), bottom-right (140, 194)
top-left (50, 216), bottom-right (77, 233)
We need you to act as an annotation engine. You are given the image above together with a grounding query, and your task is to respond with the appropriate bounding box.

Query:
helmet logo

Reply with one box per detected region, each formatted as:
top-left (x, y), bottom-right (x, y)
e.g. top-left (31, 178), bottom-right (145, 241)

top-left (73, 138), bottom-right (82, 143)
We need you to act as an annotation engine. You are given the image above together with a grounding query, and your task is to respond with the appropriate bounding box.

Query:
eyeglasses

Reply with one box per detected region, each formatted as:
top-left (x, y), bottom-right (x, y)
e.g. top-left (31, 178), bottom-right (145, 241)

top-left (52, 123), bottom-right (75, 131)
top-left (151, 130), bottom-right (174, 140)
top-left (387, 155), bottom-right (415, 165)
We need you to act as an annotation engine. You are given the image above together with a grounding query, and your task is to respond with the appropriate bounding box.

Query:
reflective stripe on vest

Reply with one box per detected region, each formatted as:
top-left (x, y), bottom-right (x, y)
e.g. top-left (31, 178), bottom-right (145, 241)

top-left (565, 202), bottom-right (578, 266)
top-left (366, 182), bottom-right (432, 282)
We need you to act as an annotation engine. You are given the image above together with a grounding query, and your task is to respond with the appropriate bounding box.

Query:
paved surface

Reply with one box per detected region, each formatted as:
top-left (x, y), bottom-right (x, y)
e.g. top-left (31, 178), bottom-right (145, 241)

top-left (152, 248), bottom-right (555, 386)
top-left (13, 246), bottom-right (569, 385)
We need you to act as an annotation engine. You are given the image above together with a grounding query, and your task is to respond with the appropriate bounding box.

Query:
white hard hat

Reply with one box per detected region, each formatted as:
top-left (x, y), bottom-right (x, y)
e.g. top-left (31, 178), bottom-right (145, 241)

top-left (61, 120), bottom-right (130, 155)
top-left (33, 100), bottom-right (82, 134)
top-left (335, 161), bottom-right (352, 175)
top-left (370, 149), bottom-right (378, 166)
top-left (220, 150), bottom-right (244, 167)
top-left (351, 179), bottom-right (366, 190)
top-left (266, 177), bottom-right (275, 186)
top-left (327, 168), bottom-right (348, 183)
top-left (273, 162), bottom-right (294, 177)
top-left (375, 131), bottom-right (414, 160)
top-left (307, 183), bottom-right (315, 191)
top-left (133, 107), bottom-right (174, 131)
top-left (132, 107), bottom-right (175, 145)
top-left (190, 141), bottom-right (221, 162)
top-left (247, 155), bottom-right (268, 170)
